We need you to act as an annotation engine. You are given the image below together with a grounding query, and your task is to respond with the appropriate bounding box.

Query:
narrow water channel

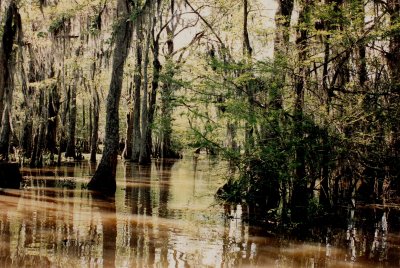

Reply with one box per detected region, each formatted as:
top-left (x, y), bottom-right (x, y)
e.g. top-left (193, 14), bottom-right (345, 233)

top-left (0, 158), bottom-right (399, 267)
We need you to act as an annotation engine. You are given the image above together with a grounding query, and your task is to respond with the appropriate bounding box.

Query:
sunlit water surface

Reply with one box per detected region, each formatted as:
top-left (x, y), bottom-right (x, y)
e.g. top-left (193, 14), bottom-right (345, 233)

top-left (0, 158), bottom-right (399, 267)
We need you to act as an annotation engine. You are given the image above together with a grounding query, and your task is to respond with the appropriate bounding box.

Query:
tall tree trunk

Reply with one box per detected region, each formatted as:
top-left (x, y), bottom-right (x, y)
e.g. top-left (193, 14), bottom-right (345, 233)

top-left (148, 13), bottom-right (161, 158)
top-left (90, 86), bottom-right (100, 162)
top-left (131, 18), bottom-right (143, 162)
top-left (0, 2), bottom-right (20, 158)
top-left (57, 86), bottom-right (70, 166)
top-left (319, 0), bottom-right (344, 209)
top-left (30, 89), bottom-right (47, 167)
top-left (159, 0), bottom-right (180, 159)
top-left (89, 101), bottom-right (92, 151)
top-left (387, 1), bottom-right (400, 84)
top-left (21, 111), bottom-right (33, 158)
top-left (386, 0), bottom-right (400, 192)
top-left (291, 0), bottom-right (310, 222)
top-left (123, 81), bottom-right (133, 159)
top-left (89, 50), bottom-right (100, 163)
top-left (20, 57), bottom-right (34, 159)
top-left (0, 2), bottom-right (18, 128)
top-left (88, 0), bottom-right (132, 194)
top-left (65, 70), bottom-right (78, 158)
top-left (46, 83), bottom-right (60, 159)
top-left (139, 20), bottom-right (152, 164)
top-left (269, 0), bottom-right (294, 221)
top-left (160, 81), bottom-right (174, 158)
top-left (243, 0), bottom-right (254, 154)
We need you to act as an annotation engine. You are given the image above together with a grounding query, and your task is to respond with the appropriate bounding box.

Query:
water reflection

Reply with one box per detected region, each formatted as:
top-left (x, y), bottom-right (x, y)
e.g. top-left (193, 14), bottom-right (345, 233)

top-left (0, 159), bottom-right (399, 267)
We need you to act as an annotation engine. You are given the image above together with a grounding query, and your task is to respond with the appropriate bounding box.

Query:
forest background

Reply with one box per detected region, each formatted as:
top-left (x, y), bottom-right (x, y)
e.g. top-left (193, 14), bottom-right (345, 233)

top-left (0, 0), bottom-right (399, 224)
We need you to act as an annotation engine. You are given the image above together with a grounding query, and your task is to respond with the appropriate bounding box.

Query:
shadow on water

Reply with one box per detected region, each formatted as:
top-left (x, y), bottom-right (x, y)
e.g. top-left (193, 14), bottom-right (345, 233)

top-left (0, 158), bottom-right (399, 267)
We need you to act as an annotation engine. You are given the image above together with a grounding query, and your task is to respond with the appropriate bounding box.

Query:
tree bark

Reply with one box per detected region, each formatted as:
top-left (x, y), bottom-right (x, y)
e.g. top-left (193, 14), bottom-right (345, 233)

top-left (139, 20), bottom-right (152, 164)
top-left (21, 112), bottom-right (33, 158)
top-left (131, 17), bottom-right (143, 162)
top-left (46, 83), bottom-right (60, 157)
top-left (0, 2), bottom-right (20, 159)
top-left (0, 104), bottom-right (12, 160)
top-left (30, 89), bottom-right (47, 167)
top-left (160, 11), bottom-right (178, 159)
top-left (243, 0), bottom-right (254, 154)
top-left (267, 0), bottom-right (294, 220)
top-left (386, 0), bottom-right (400, 194)
top-left (291, 0), bottom-right (310, 222)
top-left (0, 2), bottom-right (18, 128)
top-left (123, 81), bottom-right (133, 159)
top-left (65, 70), bottom-right (78, 158)
top-left (148, 12), bottom-right (161, 158)
top-left (57, 85), bottom-right (70, 166)
top-left (90, 86), bottom-right (100, 162)
top-left (88, 0), bottom-right (132, 194)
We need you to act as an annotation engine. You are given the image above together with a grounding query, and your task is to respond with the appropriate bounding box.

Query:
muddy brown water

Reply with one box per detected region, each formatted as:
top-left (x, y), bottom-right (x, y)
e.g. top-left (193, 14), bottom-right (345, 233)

top-left (0, 158), bottom-right (399, 267)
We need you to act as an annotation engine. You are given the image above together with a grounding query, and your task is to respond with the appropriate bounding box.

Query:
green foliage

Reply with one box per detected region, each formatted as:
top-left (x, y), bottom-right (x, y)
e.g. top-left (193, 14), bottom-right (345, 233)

top-left (37, 31), bottom-right (47, 38)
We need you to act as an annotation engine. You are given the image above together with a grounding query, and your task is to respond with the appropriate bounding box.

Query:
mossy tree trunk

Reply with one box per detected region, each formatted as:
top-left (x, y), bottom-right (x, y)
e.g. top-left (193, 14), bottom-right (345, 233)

top-left (88, 0), bottom-right (132, 194)
top-left (148, 8), bottom-right (161, 159)
top-left (131, 13), bottom-right (143, 163)
top-left (90, 86), bottom-right (100, 162)
top-left (123, 81), bottom-right (133, 159)
top-left (0, 1), bottom-right (20, 160)
top-left (65, 69), bottom-right (78, 159)
top-left (88, 50), bottom-right (101, 163)
top-left (139, 15), bottom-right (152, 164)
top-left (30, 89), bottom-right (47, 167)
top-left (46, 83), bottom-right (60, 161)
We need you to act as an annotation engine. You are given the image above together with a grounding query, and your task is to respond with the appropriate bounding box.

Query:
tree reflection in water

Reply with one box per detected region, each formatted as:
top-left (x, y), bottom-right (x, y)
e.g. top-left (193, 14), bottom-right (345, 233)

top-left (0, 159), bottom-right (399, 267)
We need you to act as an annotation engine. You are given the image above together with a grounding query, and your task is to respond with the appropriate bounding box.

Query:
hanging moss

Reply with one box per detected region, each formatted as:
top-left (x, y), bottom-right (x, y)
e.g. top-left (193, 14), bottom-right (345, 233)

top-left (48, 13), bottom-right (72, 35)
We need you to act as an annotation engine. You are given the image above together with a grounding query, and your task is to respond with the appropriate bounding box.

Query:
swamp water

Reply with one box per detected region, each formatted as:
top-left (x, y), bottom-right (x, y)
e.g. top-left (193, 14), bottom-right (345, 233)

top-left (0, 158), bottom-right (399, 267)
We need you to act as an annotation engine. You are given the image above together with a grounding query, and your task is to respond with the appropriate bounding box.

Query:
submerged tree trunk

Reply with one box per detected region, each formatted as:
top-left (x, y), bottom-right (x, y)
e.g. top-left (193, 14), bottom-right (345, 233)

top-left (88, 0), bottom-right (132, 194)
